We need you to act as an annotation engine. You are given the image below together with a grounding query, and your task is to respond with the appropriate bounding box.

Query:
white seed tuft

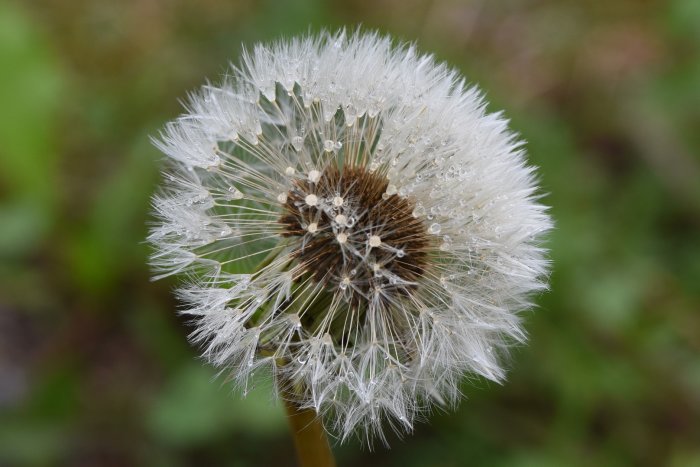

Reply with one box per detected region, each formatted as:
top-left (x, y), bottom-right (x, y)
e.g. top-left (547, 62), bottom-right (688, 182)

top-left (149, 29), bottom-right (552, 445)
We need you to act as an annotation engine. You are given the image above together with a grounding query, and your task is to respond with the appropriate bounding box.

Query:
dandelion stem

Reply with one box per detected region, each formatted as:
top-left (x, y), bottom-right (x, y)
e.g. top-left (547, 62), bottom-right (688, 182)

top-left (283, 397), bottom-right (336, 467)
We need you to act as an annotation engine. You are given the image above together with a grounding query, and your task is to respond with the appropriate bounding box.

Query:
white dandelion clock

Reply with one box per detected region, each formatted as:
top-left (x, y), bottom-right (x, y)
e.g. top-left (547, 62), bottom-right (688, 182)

top-left (149, 30), bottom-right (552, 446)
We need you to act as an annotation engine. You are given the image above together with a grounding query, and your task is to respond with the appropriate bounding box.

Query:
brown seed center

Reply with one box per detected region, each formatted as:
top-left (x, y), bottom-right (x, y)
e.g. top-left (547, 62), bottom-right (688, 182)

top-left (279, 165), bottom-right (431, 301)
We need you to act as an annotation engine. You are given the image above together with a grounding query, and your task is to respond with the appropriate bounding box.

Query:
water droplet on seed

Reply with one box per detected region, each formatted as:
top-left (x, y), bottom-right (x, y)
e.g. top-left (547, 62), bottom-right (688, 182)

top-left (412, 204), bottom-right (425, 218)
top-left (227, 186), bottom-right (244, 200)
top-left (291, 136), bottom-right (304, 151)
top-left (308, 170), bottom-right (321, 183)
top-left (429, 223), bottom-right (442, 234)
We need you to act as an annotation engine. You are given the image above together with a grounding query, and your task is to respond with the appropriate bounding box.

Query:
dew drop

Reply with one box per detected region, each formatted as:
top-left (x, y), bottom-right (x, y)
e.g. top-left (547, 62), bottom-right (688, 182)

top-left (308, 170), bottom-right (321, 183)
top-left (368, 235), bottom-right (382, 247)
top-left (289, 314), bottom-right (301, 328)
top-left (429, 223), bottom-right (442, 234)
top-left (322, 333), bottom-right (333, 345)
top-left (291, 136), bottom-right (304, 151)
top-left (332, 196), bottom-right (344, 207)
top-left (440, 235), bottom-right (452, 251)
top-left (227, 186), bottom-right (244, 200)
top-left (305, 194), bottom-right (318, 206)
top-left (412, 204), bottom-right (425, 218)
top-left (323, 140), bottom-right (335, 152)
top-left (277, 192), bottom-right (288, 203)
top-left (285, 166), bottom-right (296, 176)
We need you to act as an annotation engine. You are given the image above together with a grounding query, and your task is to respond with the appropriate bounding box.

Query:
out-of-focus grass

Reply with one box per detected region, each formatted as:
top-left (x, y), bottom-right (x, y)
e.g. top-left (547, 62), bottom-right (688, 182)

top-left (1, 0), bottom-right (699, 466)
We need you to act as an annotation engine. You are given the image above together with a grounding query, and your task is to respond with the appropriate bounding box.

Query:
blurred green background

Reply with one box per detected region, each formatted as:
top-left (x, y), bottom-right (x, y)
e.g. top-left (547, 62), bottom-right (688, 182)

top-left (1, 0), bottom-right (699, 466)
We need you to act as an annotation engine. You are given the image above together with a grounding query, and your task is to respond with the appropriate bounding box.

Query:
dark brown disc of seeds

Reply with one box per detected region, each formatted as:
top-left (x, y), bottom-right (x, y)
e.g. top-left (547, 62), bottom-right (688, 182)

top-left (279, 165), bottom-right (431, 303)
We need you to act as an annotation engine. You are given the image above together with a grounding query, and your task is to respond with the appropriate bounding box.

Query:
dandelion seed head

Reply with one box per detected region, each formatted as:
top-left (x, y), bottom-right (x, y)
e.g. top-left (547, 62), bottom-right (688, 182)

top-left (149, 29), bottom-right (552, 444)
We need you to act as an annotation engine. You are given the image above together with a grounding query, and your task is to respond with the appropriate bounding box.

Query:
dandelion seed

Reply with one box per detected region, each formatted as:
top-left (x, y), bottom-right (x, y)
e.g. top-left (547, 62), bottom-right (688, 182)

top-left (334, 214), bottom-right (348, 226)
top-left (308, 169), bottom-right (322, 183)
top-left (149, 29), bottom-right (552, 445)
top-left (304, 194), bottom-right (318, 206)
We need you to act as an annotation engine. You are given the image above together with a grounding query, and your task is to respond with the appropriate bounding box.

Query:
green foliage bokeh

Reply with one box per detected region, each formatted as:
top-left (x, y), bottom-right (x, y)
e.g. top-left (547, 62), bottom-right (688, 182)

top-left (1, 1), bottom-right (699, 466)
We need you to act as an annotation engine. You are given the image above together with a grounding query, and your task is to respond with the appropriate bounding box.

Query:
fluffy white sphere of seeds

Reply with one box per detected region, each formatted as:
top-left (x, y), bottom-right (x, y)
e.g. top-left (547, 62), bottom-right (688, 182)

top-left (149, 30), bottom-right (552, 444)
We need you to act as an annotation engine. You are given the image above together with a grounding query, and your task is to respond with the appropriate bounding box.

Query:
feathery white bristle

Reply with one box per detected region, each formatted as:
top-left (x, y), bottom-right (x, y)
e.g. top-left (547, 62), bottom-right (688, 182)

top-left (149, 29), bottom-right (552, 444)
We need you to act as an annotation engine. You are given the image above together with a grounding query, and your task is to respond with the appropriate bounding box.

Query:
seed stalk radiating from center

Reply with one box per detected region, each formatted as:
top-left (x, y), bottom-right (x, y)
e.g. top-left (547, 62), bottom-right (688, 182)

top-left (279, 165), bottom-right (431, 306)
